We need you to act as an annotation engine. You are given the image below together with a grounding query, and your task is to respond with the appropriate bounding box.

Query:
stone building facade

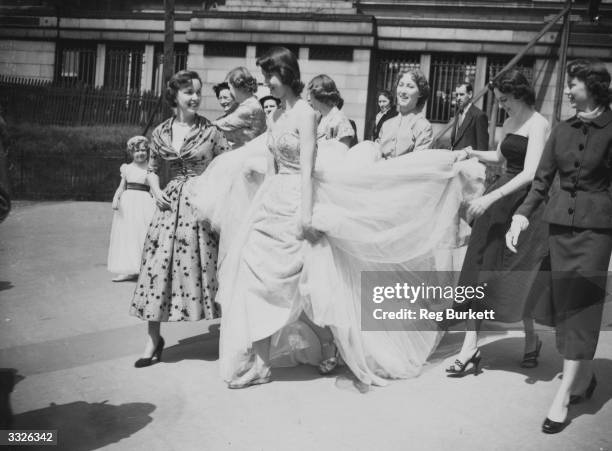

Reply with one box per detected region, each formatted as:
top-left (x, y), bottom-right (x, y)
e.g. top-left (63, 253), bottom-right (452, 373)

top-left (0, 0), bottom-right (611, 140)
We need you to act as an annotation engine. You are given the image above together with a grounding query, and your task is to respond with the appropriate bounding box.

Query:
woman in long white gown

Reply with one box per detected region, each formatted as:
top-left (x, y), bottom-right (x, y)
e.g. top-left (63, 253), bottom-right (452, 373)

top-left (190, 47), bottom-right (486, 388)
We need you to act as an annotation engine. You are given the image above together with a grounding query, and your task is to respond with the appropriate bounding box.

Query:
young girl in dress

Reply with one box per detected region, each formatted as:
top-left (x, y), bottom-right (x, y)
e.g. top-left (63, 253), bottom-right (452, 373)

top-left (107, 136), bottom-right (156, 282)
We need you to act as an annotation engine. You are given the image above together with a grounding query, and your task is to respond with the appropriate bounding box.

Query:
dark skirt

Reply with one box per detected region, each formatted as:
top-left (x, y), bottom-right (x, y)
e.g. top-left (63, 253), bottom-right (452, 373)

top-left (546, 224), bottom-right (612, 360)
top-left (455, 173), bottom-right (549, 322)
top-left (129, 177), bottom-right (220, 322)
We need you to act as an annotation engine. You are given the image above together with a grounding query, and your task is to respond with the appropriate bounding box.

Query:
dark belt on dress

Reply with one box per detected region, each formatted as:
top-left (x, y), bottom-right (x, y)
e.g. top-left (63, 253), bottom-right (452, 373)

top-left (126, 182), bottom-right (150, 192)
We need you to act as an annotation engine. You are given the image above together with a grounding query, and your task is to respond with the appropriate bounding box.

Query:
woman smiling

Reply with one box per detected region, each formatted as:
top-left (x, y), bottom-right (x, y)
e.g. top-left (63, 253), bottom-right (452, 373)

top-left (377, 69), bottom-right (433, 159)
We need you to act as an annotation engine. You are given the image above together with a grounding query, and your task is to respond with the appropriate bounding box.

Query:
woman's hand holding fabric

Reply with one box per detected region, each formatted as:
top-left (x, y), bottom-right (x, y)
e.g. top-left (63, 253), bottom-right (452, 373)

top-left (300, 221), bottom-right (323, 243)
top-left (466, 194), bottom-right (494, 218)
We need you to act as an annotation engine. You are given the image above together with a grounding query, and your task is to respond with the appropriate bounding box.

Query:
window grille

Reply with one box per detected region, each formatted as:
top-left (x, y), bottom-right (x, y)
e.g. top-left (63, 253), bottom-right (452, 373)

top-left (57, 43), bottom-right (96, 86)
top-left (152, 44), bottom-right (188, 94)
top-left (204, 42), bottom-right (247, 58)
top-left (104, 44), bottom-right (145, 92)
top-left (308, 46), bottom-right (353, 61)
top-left (375, 52), bottom-right (420, 94)
top-left (428, 54), bottom-right (477, 123)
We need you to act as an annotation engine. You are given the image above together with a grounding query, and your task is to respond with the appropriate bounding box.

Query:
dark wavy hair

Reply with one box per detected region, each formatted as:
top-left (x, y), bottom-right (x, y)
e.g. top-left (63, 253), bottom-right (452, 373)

top-left (566, 58), bottom-right (611, 107)
top-left (256, 46), bottom-right (304, 96)
top-left (492, 70), bottom-right (535, 106)
top-left (396, 69), bottom-right (431, 109)
top-left (307, 74), bottom-right (342, 107)
top-left (165, 70), bottom-right (202, 107)
top-left (212, 82), bottom-right (230, 98)
top-left (226, 66), bottom-right (258, 94)
top-left (377, 89), bottom-right (395, 109)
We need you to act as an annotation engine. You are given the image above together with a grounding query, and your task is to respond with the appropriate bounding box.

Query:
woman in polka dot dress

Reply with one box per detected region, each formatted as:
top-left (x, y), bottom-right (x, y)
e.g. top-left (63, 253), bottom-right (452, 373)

top-left (130, 70), bottom-right (229, 367)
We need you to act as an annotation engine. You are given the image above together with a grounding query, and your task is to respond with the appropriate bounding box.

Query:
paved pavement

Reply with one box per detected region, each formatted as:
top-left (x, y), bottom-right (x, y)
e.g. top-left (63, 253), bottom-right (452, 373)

top-left (0, 201), bottom-right (611, 451)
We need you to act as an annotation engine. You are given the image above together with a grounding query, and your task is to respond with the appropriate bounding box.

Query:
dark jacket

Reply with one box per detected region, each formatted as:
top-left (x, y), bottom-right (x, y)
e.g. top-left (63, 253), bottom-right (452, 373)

top-left (516, 108), bottom-right (612, 229)
top-left (450, 104), bottom-right (489, 151)
top-left (372, 108), bottom-right (399, 141)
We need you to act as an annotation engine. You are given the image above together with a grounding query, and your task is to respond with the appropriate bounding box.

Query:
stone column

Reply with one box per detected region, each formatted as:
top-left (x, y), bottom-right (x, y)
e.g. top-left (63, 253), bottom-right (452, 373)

top-left (94, 43), bottom-right (106, 88)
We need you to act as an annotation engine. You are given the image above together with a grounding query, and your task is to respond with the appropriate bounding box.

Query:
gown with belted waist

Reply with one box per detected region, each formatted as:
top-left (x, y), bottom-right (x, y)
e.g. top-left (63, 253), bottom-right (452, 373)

top-left (130, 115), bottom-right (229, 322)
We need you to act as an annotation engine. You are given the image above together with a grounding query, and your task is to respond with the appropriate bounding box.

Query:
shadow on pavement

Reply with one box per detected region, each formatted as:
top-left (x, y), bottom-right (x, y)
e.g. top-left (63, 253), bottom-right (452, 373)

top-left (477, 335), bottom-right (562, 384)
top-left (429, 330), bottom-right (566, 384)
top-left (567, 357), bottom-right (612, 423)
top-left (0, 368), bottom-right (24, 428)
top-left (13, 400), bottom-right (155, 451)
top-left (162, 324), bottom-right (220, 363)
top-left (0, 281), bottom-right (13, 291)
top-left (429, 327), bottom-right (510, 365)
top-left (273, 366), bottom-right (372, 394)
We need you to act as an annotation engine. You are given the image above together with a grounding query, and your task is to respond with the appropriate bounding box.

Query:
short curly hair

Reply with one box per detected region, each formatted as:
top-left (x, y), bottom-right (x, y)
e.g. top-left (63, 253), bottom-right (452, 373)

top-left (256, 46), bottom-right (304, 96)
top-left (165, 70), bottom-right (202, 107)
top-left (226, 66), bottom-right (258, 95)
top-left (566, 58), bottom-right (611, 107)
top-left (396, 69), bottom-right (431, 109)
top-left (126, 135), bottom-right (149, 156)
top-left (307, 74), bottom-right (343, 107)
top-left (491, 70), bottom-right (535, 106)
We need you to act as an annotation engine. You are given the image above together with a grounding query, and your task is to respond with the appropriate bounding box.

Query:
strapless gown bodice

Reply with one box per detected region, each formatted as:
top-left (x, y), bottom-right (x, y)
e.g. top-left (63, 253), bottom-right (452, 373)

top-left (500, 133), bottom-right (528, 176)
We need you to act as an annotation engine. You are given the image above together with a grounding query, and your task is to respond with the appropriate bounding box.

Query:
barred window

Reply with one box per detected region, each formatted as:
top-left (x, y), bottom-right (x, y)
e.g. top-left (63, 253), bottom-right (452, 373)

top-left (486, 56), bottom-right (535, 125)
top-left (428, 54), bottom-right (477, 123)
top-left (152, 44), bottom-right (188, 94)
top-left (57, 42), bottom-right (96, 86)
top-left (375, 51), bottom-right (420, 93)
top-left (104, 43), bottom-right (145, 92)
top-left (308, 46), bottom-right (353, 61)
top-left (204, 42), bottom-right (247, 58)
top-left (256, 44), bottom-right (300, 59)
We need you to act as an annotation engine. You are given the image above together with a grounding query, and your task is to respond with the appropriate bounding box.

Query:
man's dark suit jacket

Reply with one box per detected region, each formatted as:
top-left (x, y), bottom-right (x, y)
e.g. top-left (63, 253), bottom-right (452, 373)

top-left (450, 104), bottom-right (489, 151)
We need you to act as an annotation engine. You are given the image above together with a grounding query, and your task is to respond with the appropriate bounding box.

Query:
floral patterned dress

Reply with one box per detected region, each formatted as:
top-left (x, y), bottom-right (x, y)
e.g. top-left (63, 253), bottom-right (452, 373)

top-left (130, 115), bottom-right (229, 322)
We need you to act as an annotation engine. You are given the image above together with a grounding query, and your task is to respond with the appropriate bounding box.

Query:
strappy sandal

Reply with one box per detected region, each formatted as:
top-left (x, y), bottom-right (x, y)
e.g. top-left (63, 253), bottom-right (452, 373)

top-left (446, 349), bottom-right (482, 377)
top-left (318, 341), bottom-right (339, 375)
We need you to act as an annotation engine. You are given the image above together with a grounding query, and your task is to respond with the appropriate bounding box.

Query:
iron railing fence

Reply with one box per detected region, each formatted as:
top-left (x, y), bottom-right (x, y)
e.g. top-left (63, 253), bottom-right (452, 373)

top-left (0, 75), bottom-right (164, 127)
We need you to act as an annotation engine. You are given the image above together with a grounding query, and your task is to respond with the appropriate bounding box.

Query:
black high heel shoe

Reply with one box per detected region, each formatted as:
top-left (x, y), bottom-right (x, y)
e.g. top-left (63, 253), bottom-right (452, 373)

top-left (570, 375), bottom-right (597, 405)
top-left (318, 341), bottom-right (339, 375)
top-left (521, 336), bottom-right (542, 369)
top-left (446, 349), bottom-right (482, 377)
top-left (542, 417), bottom-right (568, 434)
top-left (134, 337), bottom-right (165, 368)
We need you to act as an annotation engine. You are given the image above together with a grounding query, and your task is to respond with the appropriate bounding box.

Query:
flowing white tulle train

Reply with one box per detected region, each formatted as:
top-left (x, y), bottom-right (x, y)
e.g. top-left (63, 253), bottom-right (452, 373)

top-left (189, 139), bottom-right (485, 385)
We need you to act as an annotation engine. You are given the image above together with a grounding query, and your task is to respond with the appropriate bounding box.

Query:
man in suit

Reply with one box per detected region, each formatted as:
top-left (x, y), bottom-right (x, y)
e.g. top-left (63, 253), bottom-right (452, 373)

top-left (450, 83), bottom-right (489, 151)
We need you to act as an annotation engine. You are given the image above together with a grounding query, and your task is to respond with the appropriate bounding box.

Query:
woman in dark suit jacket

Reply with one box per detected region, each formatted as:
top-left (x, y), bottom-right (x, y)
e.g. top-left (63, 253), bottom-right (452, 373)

top-left (372, 89), bottom-right (398, 141)
top-left (507, 59), bottom-right (612, 434)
